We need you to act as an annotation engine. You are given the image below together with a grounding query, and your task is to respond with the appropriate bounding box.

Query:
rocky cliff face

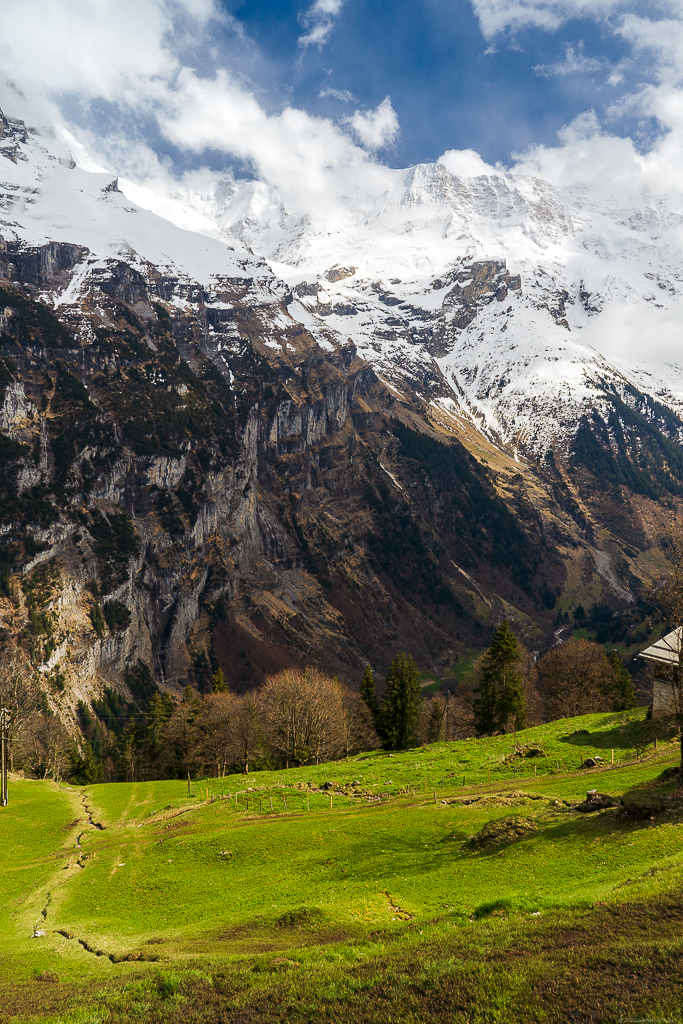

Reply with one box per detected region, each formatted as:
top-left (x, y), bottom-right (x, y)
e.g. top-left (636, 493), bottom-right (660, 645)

top-left (0, 220), bottom-right (571, 716)
top-left (0, 105), bottom-right (680, 721)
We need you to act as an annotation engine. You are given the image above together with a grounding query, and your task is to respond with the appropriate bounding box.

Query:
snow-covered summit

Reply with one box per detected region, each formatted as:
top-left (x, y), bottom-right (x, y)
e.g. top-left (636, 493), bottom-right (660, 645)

top-left (0, 108), bottom-right (268, 289)
top-left (4, 102), bottom-right (683, 457)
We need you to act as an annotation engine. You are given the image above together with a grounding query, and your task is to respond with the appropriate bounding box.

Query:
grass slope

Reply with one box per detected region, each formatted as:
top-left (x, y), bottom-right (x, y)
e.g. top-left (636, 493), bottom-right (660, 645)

top-left (1, 708), bottom-right (683, 1023)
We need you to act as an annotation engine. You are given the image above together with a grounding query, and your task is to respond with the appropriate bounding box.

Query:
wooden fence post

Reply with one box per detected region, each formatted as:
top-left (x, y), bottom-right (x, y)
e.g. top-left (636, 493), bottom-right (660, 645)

top-left (270, 796), bottom-right (273, 811)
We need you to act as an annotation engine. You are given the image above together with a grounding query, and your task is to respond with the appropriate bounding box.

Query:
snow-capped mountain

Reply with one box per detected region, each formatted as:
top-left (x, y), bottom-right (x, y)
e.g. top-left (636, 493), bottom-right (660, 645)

top-left (5, 102), bottom-right (683, 459)
top-left (121, 157), bottom-right (683, 456)
top-left (3, 100), bottom-right (681, 693)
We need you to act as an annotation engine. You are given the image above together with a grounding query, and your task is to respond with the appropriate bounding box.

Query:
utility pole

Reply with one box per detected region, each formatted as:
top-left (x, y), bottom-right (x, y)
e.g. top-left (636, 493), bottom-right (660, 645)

top-left (1, 708), bottom-right (9, 807)
top-left (445, 690), bottom-right (451, 743)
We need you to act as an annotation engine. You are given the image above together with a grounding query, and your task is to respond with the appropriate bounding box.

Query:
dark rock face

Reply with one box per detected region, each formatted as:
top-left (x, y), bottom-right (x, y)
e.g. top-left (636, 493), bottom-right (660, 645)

top-left (442, 260), bottom-right (521, 328)
top-left (0, 111), bottom-right (29, 163)
top-left (0, 236), bottom-right (560, 706)
top-left (4, 240), bottom-right (87, 292)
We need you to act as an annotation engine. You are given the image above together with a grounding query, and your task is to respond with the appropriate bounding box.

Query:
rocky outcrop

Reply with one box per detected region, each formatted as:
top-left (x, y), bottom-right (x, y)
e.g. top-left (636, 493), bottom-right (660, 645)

top-left (0, 225), bottom-right (660, 716)
top-left (442, 260), bottom-right (521, 327)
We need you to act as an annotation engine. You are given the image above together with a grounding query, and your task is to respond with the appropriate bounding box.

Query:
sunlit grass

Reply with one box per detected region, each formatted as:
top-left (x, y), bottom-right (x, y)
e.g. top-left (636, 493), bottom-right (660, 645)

top-left (1, 706), bottom-right (682, 1022)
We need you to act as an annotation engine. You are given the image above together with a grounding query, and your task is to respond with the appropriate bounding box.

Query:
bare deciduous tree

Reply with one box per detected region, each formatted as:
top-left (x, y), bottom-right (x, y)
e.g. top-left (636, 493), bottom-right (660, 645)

top-left (0, 654), bottom-right (40, 771)
top-left (538, 638), bottom-right (616, 719)
top-left (230, 692), bottom-right (265, 774)
top-left (20, 714), bottom-right (72, 781)
top-left (194, 693), bottom-right (234, 778)
top-left (261, 668), bottom-right (344, 767)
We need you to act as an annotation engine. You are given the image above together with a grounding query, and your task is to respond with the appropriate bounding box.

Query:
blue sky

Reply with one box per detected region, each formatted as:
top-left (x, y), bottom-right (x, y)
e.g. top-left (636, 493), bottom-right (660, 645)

top-left (219, 0), bottom-right (639, 166)
top-left (0, 0), bottom-right (680, 214)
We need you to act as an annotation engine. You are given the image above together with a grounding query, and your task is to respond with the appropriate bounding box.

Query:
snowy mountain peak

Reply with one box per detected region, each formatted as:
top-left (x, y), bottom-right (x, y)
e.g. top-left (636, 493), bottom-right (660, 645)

top-left (4, 102), bottom-right (683, 459)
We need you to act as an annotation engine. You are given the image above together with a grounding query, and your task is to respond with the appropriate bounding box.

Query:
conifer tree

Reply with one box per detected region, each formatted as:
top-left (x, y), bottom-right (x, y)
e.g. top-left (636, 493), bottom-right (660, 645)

top-left (146, 690), bottom-right (175, 756)
top-left (472, 620), bottom-right (527, 736)
top-left (606, 651), bottom-right (637, 710)
top-left (379, 652), bottom-right (422, 750)
top-left (212, 667), bottom-right (228, 693)
top-left (360, 664), bottom-right (380, 727)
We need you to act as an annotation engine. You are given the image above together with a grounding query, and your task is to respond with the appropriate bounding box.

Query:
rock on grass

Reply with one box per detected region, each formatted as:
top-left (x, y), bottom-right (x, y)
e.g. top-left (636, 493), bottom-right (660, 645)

top-left (470, 815), bottom-right (538, 849)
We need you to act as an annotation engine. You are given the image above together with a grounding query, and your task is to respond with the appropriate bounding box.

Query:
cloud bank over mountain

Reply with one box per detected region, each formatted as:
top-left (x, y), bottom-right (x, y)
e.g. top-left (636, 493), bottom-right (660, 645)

top-left (1, 0), bottom-right (683, 228)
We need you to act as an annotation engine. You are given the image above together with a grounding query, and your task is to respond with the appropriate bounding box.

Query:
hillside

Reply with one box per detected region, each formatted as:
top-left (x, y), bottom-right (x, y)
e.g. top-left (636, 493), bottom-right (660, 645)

top-left (2, 102), bottom-right (683, 720)
top-left (2, 708), bottom-right (683, 1022)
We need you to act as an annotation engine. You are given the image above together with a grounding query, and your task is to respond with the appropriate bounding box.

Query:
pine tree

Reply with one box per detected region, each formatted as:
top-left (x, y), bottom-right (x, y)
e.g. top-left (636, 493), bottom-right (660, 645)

top-left (70, 740), bottom-right (101, 785)
top-left (606, 651), bottom-right (637, 710)
top-left (146, 691), bottom-right (174, 755)
top-left (379, 652), bottom-right (422, 750)
top-left (360, 664), bottom-right (380, 726)
top-left (212, 667), bottom-right (228, 693)
top-left (472, 620), bottom-right (527, 736)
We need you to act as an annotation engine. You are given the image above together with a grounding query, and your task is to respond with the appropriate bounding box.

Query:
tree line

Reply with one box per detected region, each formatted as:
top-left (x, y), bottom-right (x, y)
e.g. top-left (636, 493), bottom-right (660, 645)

top-left (443, 620), bottom-right (638, 741)
top-left (0, 630), bottom-right (640, 786)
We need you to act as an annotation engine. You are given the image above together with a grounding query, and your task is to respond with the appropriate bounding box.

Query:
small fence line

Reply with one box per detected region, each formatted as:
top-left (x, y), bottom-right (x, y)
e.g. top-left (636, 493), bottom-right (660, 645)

top-left (178, 746), bottom-right (677, 818)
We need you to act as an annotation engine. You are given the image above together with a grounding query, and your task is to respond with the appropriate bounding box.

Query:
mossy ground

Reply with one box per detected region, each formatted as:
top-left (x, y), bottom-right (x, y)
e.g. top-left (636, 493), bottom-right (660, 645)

top-left (2, 708), bottom-right (683, 1023)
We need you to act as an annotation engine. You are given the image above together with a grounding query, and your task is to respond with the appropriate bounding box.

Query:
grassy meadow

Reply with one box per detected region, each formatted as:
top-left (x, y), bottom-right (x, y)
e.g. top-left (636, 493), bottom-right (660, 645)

top-left (2, 707), bottom-right (683, 1023)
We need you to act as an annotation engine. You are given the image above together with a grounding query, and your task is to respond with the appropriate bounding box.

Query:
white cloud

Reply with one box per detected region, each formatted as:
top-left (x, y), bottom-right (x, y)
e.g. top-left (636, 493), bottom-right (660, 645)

top-left (0, 0), bottom-right (211, 104)
top-left (319, 87), bottom-right (356, 102)
top-left (158, 71), bottom-right (395, 223)
top-left (438, 148), bottom-right (499, 177)
top-left (509, 2), bottom-right (683, 202)
top-left (344, 97), bottom-right (399, 151)
top-left (3, 0), bottom-right (683, 247)
top-left (534, 42), bottom-right (605, 77)
top-left (298, 0), bottom-right (345, 49)
top-left (0, 0), bottom-right (400, 230)
top-left (470, 0), bottom-right (633, 39)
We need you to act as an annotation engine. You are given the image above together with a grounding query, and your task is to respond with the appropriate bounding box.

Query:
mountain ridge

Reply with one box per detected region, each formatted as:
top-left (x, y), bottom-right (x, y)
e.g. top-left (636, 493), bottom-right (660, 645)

top-left (0, 102), bottom-right (681, 725)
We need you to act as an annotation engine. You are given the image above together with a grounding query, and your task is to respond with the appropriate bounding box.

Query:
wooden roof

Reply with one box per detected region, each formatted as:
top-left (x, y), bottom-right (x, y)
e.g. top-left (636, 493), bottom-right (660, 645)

top-left (639, 627), bottom-right (683, 665)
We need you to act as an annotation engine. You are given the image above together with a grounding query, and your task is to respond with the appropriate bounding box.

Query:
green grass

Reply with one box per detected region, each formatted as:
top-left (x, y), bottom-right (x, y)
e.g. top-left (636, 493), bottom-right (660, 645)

top-left (2, 707), bottom-right (683, 1023)
top-left (448, 648), bottom-right (482, 685)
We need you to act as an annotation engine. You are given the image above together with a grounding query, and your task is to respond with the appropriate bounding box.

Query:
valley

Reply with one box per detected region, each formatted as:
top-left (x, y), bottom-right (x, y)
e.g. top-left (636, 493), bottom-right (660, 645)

top-left (2, 708), bottom-right (682, 1023)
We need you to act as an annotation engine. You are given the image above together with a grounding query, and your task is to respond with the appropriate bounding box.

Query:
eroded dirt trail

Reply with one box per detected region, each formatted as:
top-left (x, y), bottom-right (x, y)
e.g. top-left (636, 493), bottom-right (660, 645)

top-left (31, 789), bottom-right (107, 949)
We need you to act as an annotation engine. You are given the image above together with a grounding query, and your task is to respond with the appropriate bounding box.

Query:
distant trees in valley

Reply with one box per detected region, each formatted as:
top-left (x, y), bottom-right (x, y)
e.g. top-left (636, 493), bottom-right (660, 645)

top-left (429, 624), bottom-right (636, 741)
top-left (0, 622), bottom-right (639, 785)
